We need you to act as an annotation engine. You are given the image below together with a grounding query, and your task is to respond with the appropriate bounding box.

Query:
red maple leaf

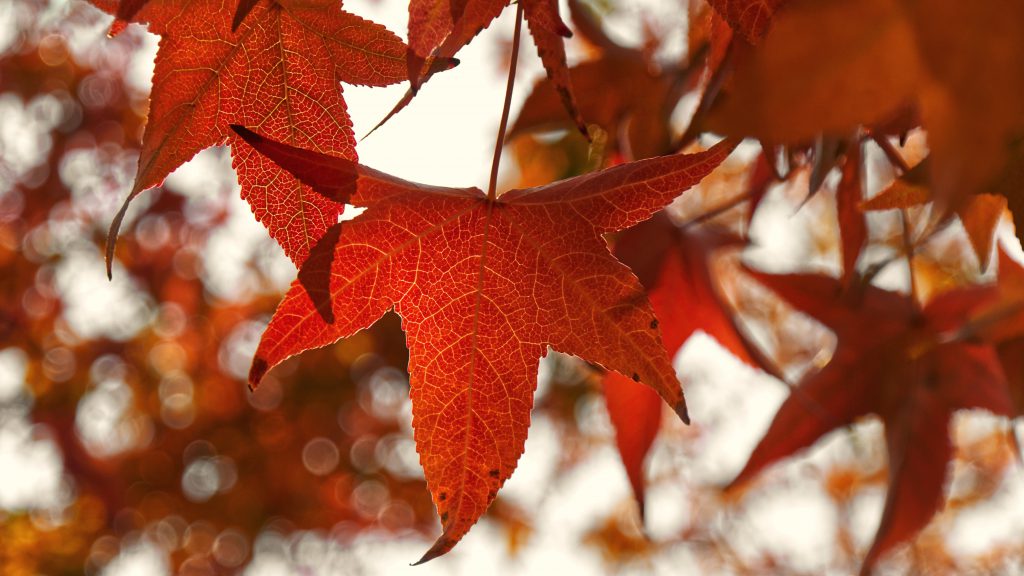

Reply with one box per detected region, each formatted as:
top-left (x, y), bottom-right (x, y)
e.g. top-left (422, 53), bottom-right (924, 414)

top-left (730, 270), bottom-right (1011, 574)
top-left (706, 0), bottom-right (786, 44)
top-left (109, 0), bottom-right (259, 34)
top-left (114, 0), bottom-right (148, 22)
top-left (706, 0), bottom-right (1024, 220)
top-left (90, 0), bottom-right (409, 269)
top-left (231, 125), bottom-right (736, 561)
top-left (603, 212), bottom-right (767, 517)
top-left (982, 248), bottom-right (1024, 415)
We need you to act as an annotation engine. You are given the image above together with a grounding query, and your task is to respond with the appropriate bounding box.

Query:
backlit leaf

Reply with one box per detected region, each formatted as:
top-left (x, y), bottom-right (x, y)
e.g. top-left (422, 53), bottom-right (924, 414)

top-left (234, 125), bottom-right (736, 561)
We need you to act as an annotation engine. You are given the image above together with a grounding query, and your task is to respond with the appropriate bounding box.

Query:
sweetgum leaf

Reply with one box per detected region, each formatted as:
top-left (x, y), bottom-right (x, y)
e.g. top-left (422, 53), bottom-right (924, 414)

top-left (604, 213), bottom-right (760, 517)
top-left (708, 0), bottom-right (921, 144)
top-left (231, 0), bottom-right (259, 31)
top-left (116, 0), bottom-right (148, 21)
top-left (993, 250), bottom-right (1024, 415)
top-left (89, 0), bottom-right (408, 271)
top-left (732, 270), bottom-right (1011, 574)
top-left (233, 125), bottom-right (736, 561)
top-left (708, 0), bottom-right (1024, 217)
top-left (706, 0), bottom-right (786, 44)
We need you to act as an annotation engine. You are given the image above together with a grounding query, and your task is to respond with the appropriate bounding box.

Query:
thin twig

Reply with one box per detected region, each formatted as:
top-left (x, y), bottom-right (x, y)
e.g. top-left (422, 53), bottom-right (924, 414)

top-left (900, 208), bottom-right (920, 307)
top-left (487, 2), bottom-right (524, 201)
top-left (870, 132), bottom-right (911, 174)
top-left (871, 133), bottom-right (923, 303)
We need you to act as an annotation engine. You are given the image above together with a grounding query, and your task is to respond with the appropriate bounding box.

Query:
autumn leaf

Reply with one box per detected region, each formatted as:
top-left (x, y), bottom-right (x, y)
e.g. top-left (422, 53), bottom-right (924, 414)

top-left (707, 0), bottom-right (921, 144)
top-left (994, 249), bottom-right (1024, 415)
top-left (905, 0), bottom-right (1024, 212)
top-left (111, 0), bottom-right (258, 35)
top-left (836, 141), bottom-right (867, 285)
top-left (604, 212), bottom-right (763, 516)
top-left (730, 270), bottom-right (1011, 574)
top-left (106, 0), bottom-right (150, 35)
top-left (90, 0), bottom-right (409, 270)
top-left (231, 125), bottom-right (736, 561)
top-left (707, 0), bottom-right (1024, 216)
top-left (862, 157), bottom-right (1008, 271)
top-left (115, 0), bottom-right (148, 22)
top-left (859, 159), bottom-right (930, 211)
top-left (705, 0), bottom-right (786, 44)
top-left (231, 0), bottom-right (259, 31)
top-left (741, 149), bottom-right (776, 228)
top-left (988, 139), bottom-right (1024, 247)
top-left (510, 0), bottom-right (702, 160)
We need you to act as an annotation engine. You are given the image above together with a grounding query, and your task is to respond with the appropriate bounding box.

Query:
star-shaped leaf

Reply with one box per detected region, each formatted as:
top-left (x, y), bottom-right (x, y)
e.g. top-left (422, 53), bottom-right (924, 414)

top-left (232, 125), bottom-right (736, 561)
top-left (730, 270), bottom-right (1011, 574)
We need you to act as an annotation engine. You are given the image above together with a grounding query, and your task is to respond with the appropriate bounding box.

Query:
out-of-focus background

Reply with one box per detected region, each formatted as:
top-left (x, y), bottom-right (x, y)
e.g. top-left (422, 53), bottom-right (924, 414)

top-left (2, 0), bottom-right (1024, 574)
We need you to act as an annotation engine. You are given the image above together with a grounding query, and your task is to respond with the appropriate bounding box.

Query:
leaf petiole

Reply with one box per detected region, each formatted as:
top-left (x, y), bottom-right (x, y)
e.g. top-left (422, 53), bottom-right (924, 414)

top-left (487, 2), bottom-right (524, 201)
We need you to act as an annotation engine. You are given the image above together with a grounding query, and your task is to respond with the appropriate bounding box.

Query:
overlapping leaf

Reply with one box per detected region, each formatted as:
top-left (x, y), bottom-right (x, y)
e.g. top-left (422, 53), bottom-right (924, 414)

top-left (836, 142), bottom-right (867, 285)
top-left (604, 213), bottom-right (762, 516)
top-left (959, 248), bottom-right (1024, 413)
top-left (708, 0), bottom-right (920, 144)
top-left (232, 126), bottom-right (736, 561)
top-left (731, 270), bottom-right (1011, 574)
top-left (862, 157), bottom-right (1008, 270)
top-left (91, 0), bottom-right (409, 268)
top-left (510, 0), bottom-right (700, 160)
top-left (707, 0), bottom-right (1024, 215)
top-left (706, 0), bottom-right (786, 44)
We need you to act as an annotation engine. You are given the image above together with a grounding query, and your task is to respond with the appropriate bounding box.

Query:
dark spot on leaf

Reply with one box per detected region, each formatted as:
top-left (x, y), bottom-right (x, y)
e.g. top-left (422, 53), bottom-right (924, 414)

top-left (632, 373), bottom-right (640, 382)
top-left (489, 469), bottom-right (499, 478)
top-left (440, 512), bottom-right (449, 523)
top-left (439, 492), bottom-right (446, 501)
top-left (650, 319), bottom-right (659, 329)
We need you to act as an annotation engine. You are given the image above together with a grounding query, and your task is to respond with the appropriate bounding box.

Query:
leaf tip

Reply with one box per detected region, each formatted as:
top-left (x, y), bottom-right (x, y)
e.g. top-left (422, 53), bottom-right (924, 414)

top-left (673, 399), bottom-right (690, 425)
top-left (106, 191), bottom-right (137, 281)
top-left (249, 357), bottom-right (269, 389)
top-left (413, 533), bottom-right (455, 565)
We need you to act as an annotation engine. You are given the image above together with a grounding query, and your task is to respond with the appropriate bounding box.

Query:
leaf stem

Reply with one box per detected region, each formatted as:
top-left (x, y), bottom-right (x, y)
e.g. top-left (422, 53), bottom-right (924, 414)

top-left (900, 208), bottom-right (920, 306)
top-left (487, 2), bottom-right (524, 201)
top-left (870, 133), bottom-right (911, 174)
